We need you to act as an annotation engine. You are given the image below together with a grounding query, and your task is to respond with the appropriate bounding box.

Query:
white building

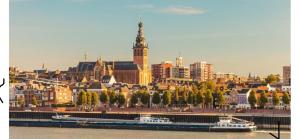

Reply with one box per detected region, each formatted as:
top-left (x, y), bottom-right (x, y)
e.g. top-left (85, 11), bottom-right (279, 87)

top-left (9, 83), bottom-right (26, 107)
top-left (282, 85), bottom-right (291, 92)
top-left (101, 75), bottom-right (116, 87)
top-left (236, 89), bottom-right (252, 109)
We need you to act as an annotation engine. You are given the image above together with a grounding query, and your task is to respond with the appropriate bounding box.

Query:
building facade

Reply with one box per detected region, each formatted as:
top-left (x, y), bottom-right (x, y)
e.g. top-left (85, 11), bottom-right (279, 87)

top-left (283, 66), bottom-right (291, 85)
top-left (151, 61), bottom-right (173, 82)
top-left (190, 61), bottom-right (213, 82)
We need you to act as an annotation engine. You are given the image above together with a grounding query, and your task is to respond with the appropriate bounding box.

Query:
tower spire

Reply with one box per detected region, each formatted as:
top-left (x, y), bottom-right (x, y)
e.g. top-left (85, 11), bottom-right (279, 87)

top-left (84, 53), bottom-right (87, 62)
top-left (135, 20), bottom-right (147, 48)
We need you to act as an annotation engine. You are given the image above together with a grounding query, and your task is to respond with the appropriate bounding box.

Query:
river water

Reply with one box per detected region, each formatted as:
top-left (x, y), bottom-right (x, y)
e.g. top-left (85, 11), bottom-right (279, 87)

top-left (10, 127), bottom-right (290, 139)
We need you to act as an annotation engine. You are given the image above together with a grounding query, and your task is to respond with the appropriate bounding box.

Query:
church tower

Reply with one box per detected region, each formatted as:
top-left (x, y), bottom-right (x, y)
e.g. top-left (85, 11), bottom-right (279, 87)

top-left (133, 21), bottom-right (148, 70)
top-left (132, 21), bottom-right (151, 85)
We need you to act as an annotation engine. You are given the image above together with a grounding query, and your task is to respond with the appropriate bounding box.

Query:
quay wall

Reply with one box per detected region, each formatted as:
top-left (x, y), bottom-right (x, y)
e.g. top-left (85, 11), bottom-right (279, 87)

top-left (9, 112), bottom-right (290, 130)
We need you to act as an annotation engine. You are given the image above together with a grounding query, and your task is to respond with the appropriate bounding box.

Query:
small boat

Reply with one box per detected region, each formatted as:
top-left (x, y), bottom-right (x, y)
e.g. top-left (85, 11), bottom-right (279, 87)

top-left (52, 113), bottom-right (72, 120)
top-left (136, 114), bottom-right (172, 124)
top-left (210, 116), bottom-right (257, 132)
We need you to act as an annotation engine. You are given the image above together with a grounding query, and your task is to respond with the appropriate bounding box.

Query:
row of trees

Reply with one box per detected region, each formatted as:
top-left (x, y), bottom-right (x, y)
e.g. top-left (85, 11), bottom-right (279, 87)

top-left (76, 91), bottom-right (99, 111)
top-left (17, 95), bottom-right (37, 107)
top-left (248, 90), bottom-right (290, 108)
top-left (76, 90), bottom-right (126, 111)
top-left (127, 81), bottom-right (223, 109)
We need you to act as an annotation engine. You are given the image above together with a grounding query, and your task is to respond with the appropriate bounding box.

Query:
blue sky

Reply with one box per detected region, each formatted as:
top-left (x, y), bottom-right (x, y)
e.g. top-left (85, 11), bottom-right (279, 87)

top-left (10, 0), bottom-right (290, 76)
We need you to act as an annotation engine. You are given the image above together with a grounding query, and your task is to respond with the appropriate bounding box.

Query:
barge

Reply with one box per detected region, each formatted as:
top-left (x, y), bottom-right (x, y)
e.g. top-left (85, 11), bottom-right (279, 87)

top-left (10, 115), bottom-right (256, 132)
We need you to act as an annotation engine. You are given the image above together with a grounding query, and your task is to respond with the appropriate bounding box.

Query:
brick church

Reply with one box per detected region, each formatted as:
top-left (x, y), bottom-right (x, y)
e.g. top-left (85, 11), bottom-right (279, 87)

top-left (68, 21), bottom-right (152, 85)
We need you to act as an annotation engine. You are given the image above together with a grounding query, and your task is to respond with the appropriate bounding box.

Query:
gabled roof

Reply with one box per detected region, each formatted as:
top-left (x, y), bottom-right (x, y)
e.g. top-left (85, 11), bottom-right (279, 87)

top-left (102, 75), bottom-right (112, 81)
top-left (238, 89), bottom-right (251, 94)
top-left (105, 61), bottom-right (140, 70)
top-left (102, 75), bottom-right (115, 83)
top-left (248, 83), bottom-right (267, 88)
top-left (88, 82), bottom-right (106, 90)
top-left (78, 62), bottom-right (96, 72)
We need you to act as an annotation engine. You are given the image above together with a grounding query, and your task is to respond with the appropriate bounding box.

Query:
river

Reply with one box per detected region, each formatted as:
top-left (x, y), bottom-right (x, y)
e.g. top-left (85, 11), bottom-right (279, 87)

top-left (10, 127), bottom-right (290, 139)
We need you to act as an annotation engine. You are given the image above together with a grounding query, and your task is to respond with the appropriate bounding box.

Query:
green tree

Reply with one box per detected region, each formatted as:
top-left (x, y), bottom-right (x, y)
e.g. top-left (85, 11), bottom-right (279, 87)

top-left (109, 90), bottom-right (117, 106)
top-left (152, 92), bottom-right (161, 106)
top-left (17, 96), bottom-right (25, 107)
top-left (173, 86), bottom-right (180, 105)
top-left (86, 92), bottom-right (92, 106)
top-left (77, 90), bottom-right (87, 106)
top-left (91, 92), bottom-right (99, 107)
top-left (194, 91), bottom-right (204, 107)
top-left (282, 92), bottom-right (290, 105)
top-left (216, 90), bottom-right (225, 108)
top-left (140, 91), bottom-right (150, 106)
top-left (9, 73), bottom-right (17, 83)
top-left (187, 91), bottom-right (194, 105)
top-left (162, 90), bottom-right (172, 107)
top-left (265, 74), bottom-right (280, 84)
top-left (130, 93), bottom-right (138, 107)
top-left (206, 80), bottom-right (216, 90)
top-left (191, 85), bottom-right (198, 94)
top-left (31, 95), bottom-right (37, 106)
top-left (272, 91), bottom-right (280, 106)
top-left (248, 90), bottom-right (257, 108)
top-left (204, 90), bottom-right (213, 108)
top-left (117, 93), bottom-right (126, 107)
top-left (100, 91), bottom-right (109, 105)
top-left (199, 82), bottom-right (207, 91)
top-left (259, 91), bottom-right (268, 108)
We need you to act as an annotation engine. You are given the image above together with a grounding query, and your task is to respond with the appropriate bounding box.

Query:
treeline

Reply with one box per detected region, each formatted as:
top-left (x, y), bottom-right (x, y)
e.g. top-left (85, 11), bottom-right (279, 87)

top-left (248, 90), bottom-right (290, 108)
top-left (76, 81), bottom-right (291, 111)
top-left (76, 90), bottom-right (126, 111)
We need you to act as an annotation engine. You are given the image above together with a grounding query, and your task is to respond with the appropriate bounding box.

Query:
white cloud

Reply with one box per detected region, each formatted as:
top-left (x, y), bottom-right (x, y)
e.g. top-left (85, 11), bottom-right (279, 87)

top-left (161, 6), bottom-right (205, 15)
top-left (127, 4), bottom-right (155, 9)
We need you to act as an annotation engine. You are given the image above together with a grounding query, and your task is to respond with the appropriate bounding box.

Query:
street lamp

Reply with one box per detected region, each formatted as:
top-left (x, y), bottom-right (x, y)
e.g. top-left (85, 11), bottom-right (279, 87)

top-left (149, 91), bottom-right (154, 108)
top-left (159, 92), bottom-right (164, 109)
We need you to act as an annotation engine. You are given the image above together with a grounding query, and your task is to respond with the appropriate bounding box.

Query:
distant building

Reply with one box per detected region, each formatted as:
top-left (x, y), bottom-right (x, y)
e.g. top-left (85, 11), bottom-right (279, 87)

top-left (171, 66), bottom-right (190, 79)
top-left (223, 89), bottom-right (239, 108)
top-left (9, 83), bottom-right (26, 107)
top-left (151, 61), bottom-right (172, 82)
top-left (166, 56), bottom-right (190, 79)
top-left (42, 86), bottom-right (72, 106)
top-left (283, 66), bottom-right (291, 85)
top-left (175, 56), bottom-right (184, 67)
top-left (190, 61), bottom-right (213, 82)
top-left (282, 85), bottom-right (291, 92)
top-left (102, 75), bottom-right (116, 87)
top-left (236, 89), bottom-right (252, 109)
top-left (213, 72), bottom-right (237, 82)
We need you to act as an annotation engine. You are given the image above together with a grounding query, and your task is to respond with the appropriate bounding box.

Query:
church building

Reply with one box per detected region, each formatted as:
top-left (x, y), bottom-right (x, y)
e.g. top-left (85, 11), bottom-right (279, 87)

top-left (68, 21), bottom-right (152, 85)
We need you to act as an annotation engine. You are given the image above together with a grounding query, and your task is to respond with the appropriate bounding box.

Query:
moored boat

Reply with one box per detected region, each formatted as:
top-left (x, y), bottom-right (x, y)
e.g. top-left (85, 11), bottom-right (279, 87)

top-left (210, 116), bottom-right (257, 132)
top-left (50, 114), bottom-right (256, 132)
top-left (136, 114), bottom-right (172, 124)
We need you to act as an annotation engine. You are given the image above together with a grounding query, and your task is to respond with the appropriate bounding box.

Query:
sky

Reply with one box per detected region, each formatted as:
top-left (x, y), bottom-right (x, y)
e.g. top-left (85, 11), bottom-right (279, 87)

top-left (10, 0), bottom-right (290, 77)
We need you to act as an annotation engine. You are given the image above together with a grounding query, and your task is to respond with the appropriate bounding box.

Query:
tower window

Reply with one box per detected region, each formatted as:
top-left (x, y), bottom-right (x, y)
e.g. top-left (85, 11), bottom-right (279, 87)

top-left (140, 50), bottom-right (143, 56)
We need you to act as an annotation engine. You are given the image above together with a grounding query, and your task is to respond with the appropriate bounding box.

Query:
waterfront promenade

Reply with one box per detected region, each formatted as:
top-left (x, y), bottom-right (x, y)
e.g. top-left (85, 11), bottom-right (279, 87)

top-left (10, 107), bottom-right (291, 117)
